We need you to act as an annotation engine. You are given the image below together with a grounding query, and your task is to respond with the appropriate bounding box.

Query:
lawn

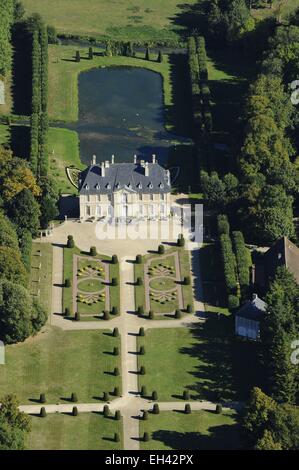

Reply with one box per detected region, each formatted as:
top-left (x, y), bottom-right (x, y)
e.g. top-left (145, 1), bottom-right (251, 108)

top-left (48, 127), bottom-right (84, 194)
top-left (63, 246), bottom-right (120, 319)
top-left (0, 123), bottom-right (10, 145)
top-left (0, 326), bottom-right (121, 404)
top-left (27, 413), bottom-right (123, 450)
top-left (29, 243), bottom-right (53, 315)
top-left (21, 0), bottom-right (197, 42)
top-left (252, 0), bottom-right (298, 20)
top-left (140, 410), bottom-right (241, 450)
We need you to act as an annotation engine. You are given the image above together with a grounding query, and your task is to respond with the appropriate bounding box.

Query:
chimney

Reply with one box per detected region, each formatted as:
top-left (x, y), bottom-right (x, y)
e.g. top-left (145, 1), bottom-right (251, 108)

top-left (101, 161), bottom-right (105, 177)
top-left (105, 160), bottom-right (110, 168)
top-left (145, 162), bottom-right (149, 177)
top-left (92, 154), bottom-right (96, 165)
top-left (134, 154), bottom-right (137, 164)
top-left (111, 154), bottom-right (115, 165)
top-left (152, 154), bottom-right (156, 164)
top-left (252, 293), bottom-right (258, 301)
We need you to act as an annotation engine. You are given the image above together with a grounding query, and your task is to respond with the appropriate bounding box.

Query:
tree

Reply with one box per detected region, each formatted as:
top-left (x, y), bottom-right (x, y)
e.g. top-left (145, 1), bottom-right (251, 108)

top-left (38, 176), bottom-right (59, 229)
top-left (0, 0), bottom-right (14, 76)
top-left (0, 212), bottom-right (19, 249)
top-left (0, 395), bottom-right (31, 450)
top-left (7, 189), bottom-right (41, 237)
top-left (262, 268), bottom-right (299, 404)
top-left (0, 246), bottom-right (28, 287)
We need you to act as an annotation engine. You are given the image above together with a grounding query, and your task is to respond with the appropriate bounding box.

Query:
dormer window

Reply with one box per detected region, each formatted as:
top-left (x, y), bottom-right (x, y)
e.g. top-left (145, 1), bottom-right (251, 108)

top-left (159, 183), bottom-right (164, 189)
top-left (137, 182), bottom-right (142, 190)
top-left (148, 182), bottom-right (153, 189)
top-left (95, 183), bottom-right (100, 190)
top-left (115, 183), bottom-right (120, 189)
top-left (106, 183), bottom-right (111, 189)
top-left (127, 182), bottom-right (132, 189)
top-left (84, 184), bottom-right (89, 190)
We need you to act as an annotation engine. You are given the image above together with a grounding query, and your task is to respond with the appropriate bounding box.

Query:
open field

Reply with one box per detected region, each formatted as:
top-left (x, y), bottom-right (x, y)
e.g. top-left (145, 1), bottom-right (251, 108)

top-left (27, 413), bottom-right (123, 450)
top-left (140, 410), bottom-right (241, 450)
top-left (29, 243), bottom-right (53, 314)
top-left (21, 0), bottom-right (197, 42)
top-left (0, 326), bottom-right (121, 404)
top-left (48, 127), bottom-right (83, 193)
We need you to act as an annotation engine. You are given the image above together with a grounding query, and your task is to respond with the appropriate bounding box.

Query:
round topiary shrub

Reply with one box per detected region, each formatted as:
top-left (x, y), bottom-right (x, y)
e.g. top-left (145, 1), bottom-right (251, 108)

top-left (113, 327), bottom-right (119, 337)
top-left (72, 406), bottom-right (78, 416)
top-left (139, 346), bottom-right (145, 355)
top-left (65, 278), bottom-right (71, 288)
top-left (113, 386), bottom-right (120, 397)
top-left (177, 234), bottom-right (185, 247)
top-left (175, 309), bottom-right (182, 319)
top-left (143, 410), bottom-right (148, 420)
top-left (140, 385), bottom-right (147, 397)
top-left (67, 235), bottom-right (74, 248)
top-left (103, 404), bottom-right (110, 417)
top-left (64, 307), bottom-right (70, 317)
top-left (103, 392), bottom-right (109, 402)
top-left (158, 244), bottom-right (165, 255)
top-left (40, 393), bottom-right (46, 404)
top-left (111, 277), bottom-right (118, 286)
top-left (149, 310), bottom-right (154, 320)
top-left (71, 393), bottom-right (78, 403)
top-left (228, 295), bottom-right (240, 310)
top-left (114, 367), bottom-right (120, 376)
top-left (75, 312), bottom-right (80, 321)
top-left (137, 306), bottom-right (144, 316)
top-left (114, 432), bottom-right (120, 442)
top-left (136, 254), bottom-right (142, 264)
top-left (152, 403), bottom-right (160, 415)
top-left (139, 327), bottom-right (145, 337)
top-left (185, 404), bottom-right (191, 414)
top-left (90, 246), bottom-right (97, 256)
top-left (40, 407), bottom-right (47, 418)
top-left (143, 432), bottom-right (149, 442)
top-left (183, 390), bottom-right (190, 400)
top-left (115, 410), bottom-right (121, 421)
top-left (136, 277), bottom-right (143, 286)
top-left (103, 310), bottom-right (110, 320)
top-left (216, 404), bottom-right (222, 414)
top-left (152, 391), bottom-right (158, 401)
top-left (111, 254), bottom-right (118, 264)
top-left (184, 276), bottom-right (191, 285)
top-left (186, 304), bottom-right (193, 314)
top-left (113, 346), bottom-right (119, 356)
top-left (140, 366), bottom-right (146, 375)
top-left (111, 306), bottom-right (118, 316)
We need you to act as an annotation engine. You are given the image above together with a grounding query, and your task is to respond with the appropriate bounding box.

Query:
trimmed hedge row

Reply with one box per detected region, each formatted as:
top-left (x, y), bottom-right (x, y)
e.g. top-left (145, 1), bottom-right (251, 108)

top-left (219, 234), bottom-right (238, 295)
top-left (30, 21), bottom-right (49, 178)
top-left (105, 40), bottom-right (134, 57)
top-left (232, 231), bottom-right (251, 291)
top-left (217, 214), bottom-right (230, 236)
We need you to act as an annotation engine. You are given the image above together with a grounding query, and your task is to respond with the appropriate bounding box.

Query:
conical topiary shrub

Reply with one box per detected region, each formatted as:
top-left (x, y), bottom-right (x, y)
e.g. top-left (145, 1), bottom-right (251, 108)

top-left (67, 235), bottom-right (74, 248)
top-left (139, 327), bottom-right (145, 336)
top-left (71, 392), bottom-right (78, 403)
top-left (185, 404), bottom-right (191, 414)
top-left (115, 410), bottom-right (121, 421)
top-left (140, 385), bottom-right (147, 397)
top-left (72, 406), bottom-right (78, 416)
top-left (103, 404), bottom-right (110, 417)
top-left (113, 386), bottom-right (120, 397)
top-left (152, 403), bottom-right (160, 415)
top-left (103, 392), bottom-right (110, 402)
top-left (152, 391), bottom-right (158, 401)
top-left (143, 410), bottom-right (148, 420)
top-left (90, 246), bottom-right (97, 256)
top-left (40, 407), bottom-right (47, 418)
top-left (40, 393), bottom-right (46, 404)
top-left (139, 346), bottom-right (145, 355)
top-left (113, 327), bottom-right (119, 337)
top-left (183, 390), bottom-right (190, 400)
top-left (216, 404), bottom-right (222, 414)
top-left (143, 432), bottom-right (149, 442)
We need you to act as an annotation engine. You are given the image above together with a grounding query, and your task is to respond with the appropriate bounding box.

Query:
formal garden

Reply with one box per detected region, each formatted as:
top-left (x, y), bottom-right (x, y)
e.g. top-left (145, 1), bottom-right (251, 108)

top-left (63, 239), bottom-right (120, 321)
top-left (28, 412), bottom-right (123, 450)
top-left (134, 245), bottom-right (194, 319)
top-left (139, 410), bottom-right (241, 450)
top-left (0, 327), bottom-right (122, 404)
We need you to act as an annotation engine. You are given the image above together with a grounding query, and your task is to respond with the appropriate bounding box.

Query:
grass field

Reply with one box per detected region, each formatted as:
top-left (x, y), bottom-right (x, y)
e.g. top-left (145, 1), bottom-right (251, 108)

top-left (29, 243), bottom-right (53, 314)
top-left (0, 326), bottom-right (121, 404)
top-left (28, 413), bottom-right (123, 450)
top-left (48, 45), bottom-right (174, 124)
top-left (21, 0), bottom-right (197, 42)
top-left (140, 410), bottom-right (241, 450)
top-left (48, 127), bottom-right (83, 193)
top-left (252, 0), bottom-right (298, 20)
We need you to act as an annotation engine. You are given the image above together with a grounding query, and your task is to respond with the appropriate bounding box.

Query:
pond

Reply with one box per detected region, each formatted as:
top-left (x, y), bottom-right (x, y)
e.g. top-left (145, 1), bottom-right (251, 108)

top-left (66, 67), bottom-right (187, 165)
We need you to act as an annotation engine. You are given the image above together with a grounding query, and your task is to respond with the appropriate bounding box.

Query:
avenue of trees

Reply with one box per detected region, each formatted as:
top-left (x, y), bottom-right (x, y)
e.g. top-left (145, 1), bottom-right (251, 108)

top-left (0, 0), bottom-right (14, 76)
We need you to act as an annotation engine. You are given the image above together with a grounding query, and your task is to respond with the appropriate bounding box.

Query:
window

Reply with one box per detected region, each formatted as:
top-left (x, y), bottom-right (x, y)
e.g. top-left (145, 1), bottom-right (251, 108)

top-left (97, 194), bottom-right (101, 202)
top-left (150, 194), bottom-right (154, 201)
top-left (87, 195), bottom-right (91, 203)
top-left (139, 193), bottom-right (142, 201)
top-left (96, 206), bottom-right (101, 216)
top-left (161, 193), bottom-right (165, 201)
top-left (86, 206), bottom-right (91, 216)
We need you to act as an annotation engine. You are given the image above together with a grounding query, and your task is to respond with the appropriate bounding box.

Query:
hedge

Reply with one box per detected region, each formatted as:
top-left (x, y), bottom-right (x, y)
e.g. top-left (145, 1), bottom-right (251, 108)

top-left (217, 214), bottom-right (230, 236)
top-left (219, 234), bottom-right (237, 294)
top-left (232, 231), bottom-right (251, 292)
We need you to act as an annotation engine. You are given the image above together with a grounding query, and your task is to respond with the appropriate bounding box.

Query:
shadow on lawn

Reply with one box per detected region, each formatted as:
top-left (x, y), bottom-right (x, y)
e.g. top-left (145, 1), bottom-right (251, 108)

top-left (180, 315), bottom-right (264, 402)
top-left (150, 422), bottom-right (241, 450)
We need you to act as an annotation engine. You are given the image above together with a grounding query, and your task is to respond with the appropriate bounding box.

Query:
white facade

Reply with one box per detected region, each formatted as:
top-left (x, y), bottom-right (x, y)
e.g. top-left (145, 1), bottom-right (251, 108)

top-left (235, 316), bottom-right (260, 341)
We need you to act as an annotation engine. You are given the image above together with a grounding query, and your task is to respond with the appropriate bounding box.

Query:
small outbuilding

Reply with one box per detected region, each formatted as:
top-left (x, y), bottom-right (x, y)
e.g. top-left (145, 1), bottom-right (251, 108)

top-left (235, 294), bottom-right (267, 341)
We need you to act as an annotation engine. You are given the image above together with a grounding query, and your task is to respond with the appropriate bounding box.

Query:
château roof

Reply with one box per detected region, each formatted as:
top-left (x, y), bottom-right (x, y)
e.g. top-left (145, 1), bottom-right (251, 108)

top-left (264, 237), bottom-right (299, 285)
top-left (236, 294), bottom-right (267, 322)
top-left (78, 158), bottom-right (171, 195)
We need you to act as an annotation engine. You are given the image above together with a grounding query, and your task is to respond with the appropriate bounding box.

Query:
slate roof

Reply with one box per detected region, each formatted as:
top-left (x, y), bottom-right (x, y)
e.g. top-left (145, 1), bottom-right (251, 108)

top-left (235, 295), bottom-right (267, 322)
top-left (264, 237), bottom-right (299, 285)
top-left (78, 162), bottom-right (171, 195)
